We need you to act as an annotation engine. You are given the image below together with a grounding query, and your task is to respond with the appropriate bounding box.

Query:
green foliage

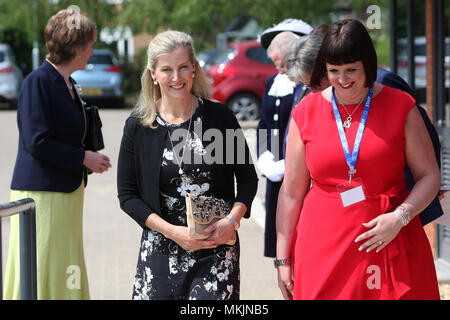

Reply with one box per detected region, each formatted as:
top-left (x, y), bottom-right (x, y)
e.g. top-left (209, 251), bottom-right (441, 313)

top-left (0, 28), bottom-right (33, 74)
top-left (120, 0), bottom-right (337, 50)
top-left (122, 47), bottom-right (147, 99)
top-left (372, 32), bottom-right (390, 68)
top-left (0, 0), bottom-right (407, 96)
top-left (0, 0), bottom-right (118, 76)
top-left (396, 0), bottom-right (426, 37)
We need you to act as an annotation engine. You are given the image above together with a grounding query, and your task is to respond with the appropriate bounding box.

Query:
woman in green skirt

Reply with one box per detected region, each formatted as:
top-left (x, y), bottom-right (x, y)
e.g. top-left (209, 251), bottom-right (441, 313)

top-left (3, 8), bottom-right (111, 300)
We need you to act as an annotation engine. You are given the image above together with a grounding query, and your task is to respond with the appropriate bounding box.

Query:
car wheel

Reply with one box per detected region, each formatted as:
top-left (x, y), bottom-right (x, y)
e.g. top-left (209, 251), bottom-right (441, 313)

top-left (227, 93), bottom-right (260, 121)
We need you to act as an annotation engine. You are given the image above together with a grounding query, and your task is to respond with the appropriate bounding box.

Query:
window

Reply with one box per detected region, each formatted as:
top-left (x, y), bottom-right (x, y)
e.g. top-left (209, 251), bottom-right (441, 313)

top-left (214, 48), bottom-right (237, 64)
top-left (0, 52), bottom-right (5, 63)
top-left (245, 46), bottom-right (273, 65)
top-left (88, 54), bottom-right (114, 65)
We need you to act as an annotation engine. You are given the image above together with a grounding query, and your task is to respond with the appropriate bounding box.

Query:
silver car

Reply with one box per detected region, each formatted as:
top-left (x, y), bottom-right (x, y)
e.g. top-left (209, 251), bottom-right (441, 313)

top-left (0, 43), bottom-right (23, 109)
top-left (397, 36), bottom-right (450, 103)
top-left (71, 49), bottom-right (124, 108)
top-left (397, 37), bottom-right (427, 90)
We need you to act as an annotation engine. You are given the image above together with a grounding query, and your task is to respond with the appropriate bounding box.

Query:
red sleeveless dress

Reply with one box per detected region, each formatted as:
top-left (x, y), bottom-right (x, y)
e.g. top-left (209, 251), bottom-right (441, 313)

top-left (291, 86), bottom-right (440, 300)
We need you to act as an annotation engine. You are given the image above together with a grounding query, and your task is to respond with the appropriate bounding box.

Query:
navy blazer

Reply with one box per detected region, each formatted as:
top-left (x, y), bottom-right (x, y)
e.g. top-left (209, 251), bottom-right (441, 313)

top-left (257, 74), bottom-right (302, 160)
top-left (10, 61), bottom-right (87, 193)
top-left (376, 68), bottom-right (443, 225)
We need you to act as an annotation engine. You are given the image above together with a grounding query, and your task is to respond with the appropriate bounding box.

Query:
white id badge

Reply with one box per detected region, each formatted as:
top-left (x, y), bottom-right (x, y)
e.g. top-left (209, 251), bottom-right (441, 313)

top-left (337, 178), bottom-right (366, 207)
top-left (340, 186), bottom-right (365, 207)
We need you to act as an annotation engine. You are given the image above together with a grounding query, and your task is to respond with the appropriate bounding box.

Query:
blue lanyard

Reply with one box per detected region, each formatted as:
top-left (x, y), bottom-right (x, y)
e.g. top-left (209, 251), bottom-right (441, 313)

top-left (330, 87), bottom-right (373, 182)
top-left (293, 85), bottom-right (304, 103)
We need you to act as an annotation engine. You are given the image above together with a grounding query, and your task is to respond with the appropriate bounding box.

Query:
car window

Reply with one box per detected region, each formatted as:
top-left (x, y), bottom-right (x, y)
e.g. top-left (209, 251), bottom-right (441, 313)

top-left (0, 51), bottom-right (4, 62)
top-left (214, 48), bottom-right (237, 64)
top-left (197, 51), bottom-right (209, 63)
top-left (199, 49), bottom-right (221, 64)
top-left (415, 44), bottom-right (426, 56)
top-left (398, 42), bottom-right (426, 57)
top-left (245, 46), bottom-right (273, 65)
top-left (88, 54), bottom-right (114, 65)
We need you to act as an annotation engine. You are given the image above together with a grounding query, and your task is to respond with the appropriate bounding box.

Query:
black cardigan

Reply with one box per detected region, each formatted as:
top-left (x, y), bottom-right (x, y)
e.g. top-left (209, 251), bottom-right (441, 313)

top-left (117, 99), bottom-right (259, 229)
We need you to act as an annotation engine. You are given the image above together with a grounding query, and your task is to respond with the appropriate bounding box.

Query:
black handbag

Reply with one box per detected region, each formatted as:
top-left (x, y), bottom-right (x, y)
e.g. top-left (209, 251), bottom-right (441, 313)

top-left (84, 105), bottom-right (105, 152)
top-left (71, 80), bottom-right (105, 152)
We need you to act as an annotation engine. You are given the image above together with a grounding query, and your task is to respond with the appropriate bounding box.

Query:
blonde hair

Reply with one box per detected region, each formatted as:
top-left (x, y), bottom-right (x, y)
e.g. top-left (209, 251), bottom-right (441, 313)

top-left (132, 30), bottom-right (211, 128)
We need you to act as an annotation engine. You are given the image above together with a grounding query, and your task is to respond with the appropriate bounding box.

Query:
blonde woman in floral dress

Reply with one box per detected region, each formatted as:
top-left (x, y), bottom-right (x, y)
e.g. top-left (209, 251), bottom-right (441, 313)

top-left (117, 30), bottom-right (258, 300)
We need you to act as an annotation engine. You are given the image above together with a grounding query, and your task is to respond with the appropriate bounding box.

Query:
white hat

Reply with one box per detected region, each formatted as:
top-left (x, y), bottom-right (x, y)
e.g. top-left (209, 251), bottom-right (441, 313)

top-left (259, 18), bottom-right (313, 49)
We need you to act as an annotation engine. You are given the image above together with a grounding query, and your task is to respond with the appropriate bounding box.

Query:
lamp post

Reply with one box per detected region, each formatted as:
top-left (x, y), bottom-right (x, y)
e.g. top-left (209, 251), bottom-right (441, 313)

top-left (32, 0), bottom-right (39, 70)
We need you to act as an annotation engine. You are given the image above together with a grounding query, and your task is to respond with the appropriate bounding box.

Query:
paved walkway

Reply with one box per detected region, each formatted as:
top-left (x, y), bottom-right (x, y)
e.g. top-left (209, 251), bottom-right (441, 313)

top-left (2, 107), bottom-right (447, 299)
top-left (0, 108), bottom-right (282, 300)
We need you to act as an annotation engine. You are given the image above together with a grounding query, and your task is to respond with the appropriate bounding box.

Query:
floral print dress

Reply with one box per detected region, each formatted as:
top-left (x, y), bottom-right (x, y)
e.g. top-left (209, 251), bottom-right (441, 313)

top-left (132, 98), bottom-right (240, 300)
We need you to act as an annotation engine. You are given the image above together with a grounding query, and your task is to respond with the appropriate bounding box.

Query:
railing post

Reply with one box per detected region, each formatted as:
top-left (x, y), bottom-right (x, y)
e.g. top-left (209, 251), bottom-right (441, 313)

top-left (0, 198), bottom-right (37, 300)
top-left (390, 0), bottom-right (398, 74)
top-left (0, 217), bottom-right (3, 300)
top-left (30, 206), bottom-right (37, 299)
top-left (19, 206), bottom-right (37, 300)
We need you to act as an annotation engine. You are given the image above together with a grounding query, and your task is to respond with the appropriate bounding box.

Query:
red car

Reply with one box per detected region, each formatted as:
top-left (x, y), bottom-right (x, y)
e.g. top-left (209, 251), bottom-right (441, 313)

top-left (209, 41), bottom-right (277, 121)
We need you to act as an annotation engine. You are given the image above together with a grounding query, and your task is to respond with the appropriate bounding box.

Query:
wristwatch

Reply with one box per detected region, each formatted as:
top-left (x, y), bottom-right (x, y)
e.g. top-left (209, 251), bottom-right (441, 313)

top-left (225, 215), bottom-right (240, 230)
top-left (274, 257), bottom-right (291, 268)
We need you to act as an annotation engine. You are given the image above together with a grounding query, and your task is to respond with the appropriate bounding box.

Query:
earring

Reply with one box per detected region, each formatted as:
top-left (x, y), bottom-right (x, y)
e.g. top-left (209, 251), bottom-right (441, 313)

top-left (192, 72), bottom-right (195, 78)
top-left (153, 79), bottom-right (158, 85)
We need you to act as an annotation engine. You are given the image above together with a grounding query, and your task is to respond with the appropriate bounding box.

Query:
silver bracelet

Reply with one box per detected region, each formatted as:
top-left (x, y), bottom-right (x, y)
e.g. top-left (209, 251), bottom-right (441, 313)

top-left (225, 215), bottom-right (240, 230)
top-left (395, 205), bottom-right (411, 226)
top-left (274, 257), bottom-right (291, 268)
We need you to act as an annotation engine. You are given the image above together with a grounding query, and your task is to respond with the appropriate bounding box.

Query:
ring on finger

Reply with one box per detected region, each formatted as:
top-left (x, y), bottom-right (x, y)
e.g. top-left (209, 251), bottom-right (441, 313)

top-left (378, 240), bottom-right (383, 245)
top-left (286, 282), bottom-right (292, 288)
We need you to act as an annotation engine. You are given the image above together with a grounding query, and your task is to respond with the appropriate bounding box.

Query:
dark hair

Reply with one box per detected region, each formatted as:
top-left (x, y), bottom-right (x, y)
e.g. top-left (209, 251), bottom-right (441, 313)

top-left (45, 9), bottom-right (97, 65)
top-left (309, 19), bottom-right (377, 89)
top-left (310, 24), bottom-right (330, 36)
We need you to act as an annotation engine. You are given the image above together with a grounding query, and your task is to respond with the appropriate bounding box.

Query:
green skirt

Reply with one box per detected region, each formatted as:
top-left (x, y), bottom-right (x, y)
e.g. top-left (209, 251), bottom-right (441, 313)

top-left (3, 183), bottom-right (90, 300)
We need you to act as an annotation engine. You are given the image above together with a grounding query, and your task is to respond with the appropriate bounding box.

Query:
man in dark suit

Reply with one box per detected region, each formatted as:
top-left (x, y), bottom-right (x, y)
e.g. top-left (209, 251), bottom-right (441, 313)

top-left (257, 19), bottom-right (312, 257)
top-left (376, 67), bottom-right (443, 225)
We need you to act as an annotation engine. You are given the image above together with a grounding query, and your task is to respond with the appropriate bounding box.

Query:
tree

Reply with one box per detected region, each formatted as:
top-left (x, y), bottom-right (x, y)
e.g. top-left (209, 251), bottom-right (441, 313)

top-left (0, 28), bottom-right (33, 74)
top-left (0, 0), bottom-right (118, 74)
top-left (119, 0), bottom-right (337, 51)
top-left (0, 0), bottom-right (405, 93)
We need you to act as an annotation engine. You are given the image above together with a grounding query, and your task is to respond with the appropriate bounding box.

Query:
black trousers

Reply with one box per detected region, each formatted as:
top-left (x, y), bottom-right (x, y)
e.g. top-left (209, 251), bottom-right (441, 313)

top-left (264, 180), bottom-right (282, 257)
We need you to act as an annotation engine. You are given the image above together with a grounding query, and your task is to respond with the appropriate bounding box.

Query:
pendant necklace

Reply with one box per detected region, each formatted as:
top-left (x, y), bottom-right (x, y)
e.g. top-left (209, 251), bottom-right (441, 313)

top-left (336, 93), bottom-right (367, 129)
top-left (162, 96), bottom-right (194, 175)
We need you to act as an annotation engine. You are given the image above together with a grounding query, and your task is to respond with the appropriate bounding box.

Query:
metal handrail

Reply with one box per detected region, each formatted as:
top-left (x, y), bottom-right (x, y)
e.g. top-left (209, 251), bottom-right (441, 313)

top-left (0, 198), bottom-right (37, 300)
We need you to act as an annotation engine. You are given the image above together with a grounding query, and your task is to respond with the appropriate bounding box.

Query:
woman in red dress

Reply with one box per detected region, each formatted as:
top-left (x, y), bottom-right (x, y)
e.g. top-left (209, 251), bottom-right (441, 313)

top-left (275, 19), bottom-right (441, 300)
